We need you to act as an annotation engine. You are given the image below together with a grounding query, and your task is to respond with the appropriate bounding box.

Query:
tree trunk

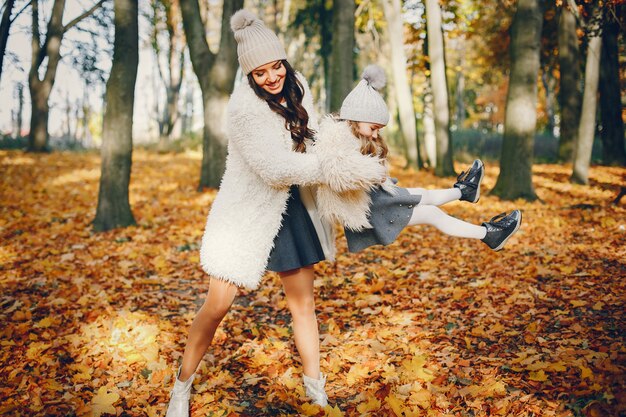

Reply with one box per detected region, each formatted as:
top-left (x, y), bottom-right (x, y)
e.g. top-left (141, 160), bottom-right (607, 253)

top-left (328, 0), bottom-right (354, 113)
top-left (181, 82), bottom-right (194, 134)
top-left (319, 2), bottom-right (332, 112)
top-left (557, 5), bottom-right (582, 162)
top-left (64, 93), bottom-right (73, 142)
top-left (492, 0), bottom-right (544, 201)
top-left (598, 7), bottom-right (626, 166)
top-left (93, 0), bottom-right (138, 231)
top-left (571, 18), bottom-right (602, 184)
top-left (179, 0), bottom-right (243, 189)
top-left (27, 0), bottom-right (103, 152)
top-left (425, 0), bottom-right (455, 176)
top-left (80, 89), bottom-right (92, 145)
top-left (28, 80), bottom-right (51, 151)
top-left (382, 0), bottom-right (419, 168)
top-left (0, 0), bottom-right (15, 83)
top-left (423, 90), bottom-right (437, 167)
top-left (455, 71), bottom-right (465, 128)
top-left (156, 0), bottom-right (185, 148)
top-left (541, 68), bottom-right (556, 135)
top-left (15, 82), bottom-right (24, 138)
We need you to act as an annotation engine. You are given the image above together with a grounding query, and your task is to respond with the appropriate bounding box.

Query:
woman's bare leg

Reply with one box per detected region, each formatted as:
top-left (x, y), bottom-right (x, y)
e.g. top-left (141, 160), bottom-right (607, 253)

top-left (178, 277), bottom-right (238, 381)
top-left (279, 266), bottom-right (320, 379)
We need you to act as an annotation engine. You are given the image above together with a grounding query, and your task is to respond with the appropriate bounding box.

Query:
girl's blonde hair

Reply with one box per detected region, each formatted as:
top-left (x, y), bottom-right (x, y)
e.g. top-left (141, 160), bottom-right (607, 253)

top-left (348, 120), bottom-right (389, 160)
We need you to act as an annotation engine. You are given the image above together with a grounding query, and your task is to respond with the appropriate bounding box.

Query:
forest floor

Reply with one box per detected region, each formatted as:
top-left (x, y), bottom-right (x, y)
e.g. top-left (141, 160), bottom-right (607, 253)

top-left (0, 149), bottom-right (624, 417)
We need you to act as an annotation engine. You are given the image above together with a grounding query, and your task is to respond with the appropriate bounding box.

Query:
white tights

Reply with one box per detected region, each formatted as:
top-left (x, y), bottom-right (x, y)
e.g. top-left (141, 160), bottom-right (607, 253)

top-left (406, 188), bottom-right (487, 240)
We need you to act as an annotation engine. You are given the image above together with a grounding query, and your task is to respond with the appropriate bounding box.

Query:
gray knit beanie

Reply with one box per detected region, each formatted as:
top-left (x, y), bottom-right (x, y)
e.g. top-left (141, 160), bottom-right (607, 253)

top-left (230, 9), bottom-right (287, 75)
top-left (339, 65), bottom-right (389, 125)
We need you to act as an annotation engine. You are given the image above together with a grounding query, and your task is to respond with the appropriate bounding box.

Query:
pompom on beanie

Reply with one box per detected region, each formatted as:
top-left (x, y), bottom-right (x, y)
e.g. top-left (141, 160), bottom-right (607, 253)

top-left (339, 65), bottom-right (389, 126)
top-left (230, 9), bottom-right (287, 75)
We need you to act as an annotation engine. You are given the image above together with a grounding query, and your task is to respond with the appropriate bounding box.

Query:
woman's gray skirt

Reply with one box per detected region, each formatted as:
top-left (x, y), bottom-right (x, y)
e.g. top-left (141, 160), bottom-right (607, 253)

top-left (266, 185), bottom-right (326, 272)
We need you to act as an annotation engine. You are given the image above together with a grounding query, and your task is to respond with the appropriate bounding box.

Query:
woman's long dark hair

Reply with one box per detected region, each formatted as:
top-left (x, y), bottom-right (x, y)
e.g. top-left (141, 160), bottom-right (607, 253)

top-left (247, 60), bottom-right (315, 153)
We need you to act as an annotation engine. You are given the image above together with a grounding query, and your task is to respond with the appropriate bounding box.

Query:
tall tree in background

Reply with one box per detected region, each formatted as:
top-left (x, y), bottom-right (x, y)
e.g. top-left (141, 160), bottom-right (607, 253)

top-left (598, 4), bottom-right (626, 166)
top-left (27, 0), bottom-right (104, 152)
top-left (492, 0), bottom-right (544, 201)
top-left (151, 0), bottom-right (186, 148)
top-left (557, 2), bottom-right (582, 162)
top-left (293, 1), bottom-right (332, 109)
top-left (425, 0), bottom-right (454, 176)
top-left (12, 83), bottom-right (25, 138)
top-left (383, 0), bottom-right (420, 168)
top-left (179, 0), bottom-right (243, 189)
top-left (571, 5), bottom-right (602, 185)
top-left (0, 0), bottom-right (16, 83)
top-left (93, 0), bottom-right (139, 231)
top-left (328, 0), bottom-right (355, 112)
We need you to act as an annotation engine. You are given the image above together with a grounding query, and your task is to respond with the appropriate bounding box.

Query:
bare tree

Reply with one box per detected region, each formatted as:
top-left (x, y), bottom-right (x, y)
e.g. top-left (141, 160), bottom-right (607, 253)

top-left (292, 1), bottom-right (332, 111)
top-left (0, 0), bottom-right (16, 82)
top-left (93, 0), bottom-right (139, 231)
top-left (571, 5), bottom-right (602, 185)
top-left (27, 0), bottom-right (104, 152)
top-left (151, 0), bottom-right (186, 148)
top-left (492, 0), bottom-right (545, 201)
top-left (12, 82), bottom-right (25, 138)
top-left (0, 0), bottom-right (31, 83)
top-left (382, 0), bottom-right (419, 168)
top-left (328, 0), bottom-right (355, 112)
top-left (179, 0), bottom-right (243, 189)
top-left (598, 4), bottom-right (626, 166)
top-left (557, 3), bottom-right (582, 162)
top-left (425, 0), bottom-right (454, 176)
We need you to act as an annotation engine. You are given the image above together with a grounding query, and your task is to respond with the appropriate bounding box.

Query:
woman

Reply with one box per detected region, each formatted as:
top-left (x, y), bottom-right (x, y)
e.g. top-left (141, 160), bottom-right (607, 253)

top-left (165, 10), bottom-right (386, 417)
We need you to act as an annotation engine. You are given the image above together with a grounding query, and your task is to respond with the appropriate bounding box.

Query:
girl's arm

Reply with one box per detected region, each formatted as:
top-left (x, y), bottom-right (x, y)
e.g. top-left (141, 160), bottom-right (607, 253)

top-left (313, 117), bottom-right (387, 192)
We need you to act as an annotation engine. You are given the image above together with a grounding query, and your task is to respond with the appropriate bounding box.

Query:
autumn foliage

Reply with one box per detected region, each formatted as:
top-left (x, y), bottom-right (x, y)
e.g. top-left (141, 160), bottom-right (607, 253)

top-left (0, 150), bottom-right (624, 416)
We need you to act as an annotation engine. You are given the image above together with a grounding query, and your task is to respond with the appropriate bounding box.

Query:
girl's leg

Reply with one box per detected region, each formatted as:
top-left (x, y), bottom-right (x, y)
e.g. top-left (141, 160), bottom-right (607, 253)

top-left (408, 204), bottom-right (486, 239)
top-left (178, 277), bottom-right (238, 381)
top-left (279, 266), bottom-right (320, 379)
top-left (406, 187), bottom-right (461, 206)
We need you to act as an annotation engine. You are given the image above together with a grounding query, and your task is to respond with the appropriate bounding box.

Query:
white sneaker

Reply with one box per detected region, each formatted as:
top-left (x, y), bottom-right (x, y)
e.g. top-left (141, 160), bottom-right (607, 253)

top-left (165, 367), bottom-right (195, 417)
top-left (303, 373), bottom-right (328, 407)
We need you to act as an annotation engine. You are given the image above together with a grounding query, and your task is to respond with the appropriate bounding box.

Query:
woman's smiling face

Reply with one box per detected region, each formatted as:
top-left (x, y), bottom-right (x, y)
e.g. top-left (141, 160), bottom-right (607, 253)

top-left (251, 60), bottom-right (287, 95)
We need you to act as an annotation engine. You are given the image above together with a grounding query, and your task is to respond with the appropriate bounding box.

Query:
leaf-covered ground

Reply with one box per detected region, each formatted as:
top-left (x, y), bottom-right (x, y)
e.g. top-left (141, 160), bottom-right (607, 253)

top-left (1, 149), bottom-right (624, 417)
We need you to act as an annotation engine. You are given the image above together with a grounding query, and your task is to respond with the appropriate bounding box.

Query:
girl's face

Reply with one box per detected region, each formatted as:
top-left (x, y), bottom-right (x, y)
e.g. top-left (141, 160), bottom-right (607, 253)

top-left (356, 122), bottom-right (385, 139)
top-left (251, 60), bottom-right (287, 95)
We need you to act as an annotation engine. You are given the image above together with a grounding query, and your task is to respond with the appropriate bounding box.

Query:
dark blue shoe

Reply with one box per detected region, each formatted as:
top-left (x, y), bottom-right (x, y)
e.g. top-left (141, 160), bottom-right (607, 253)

top-left (454, 159), bottom-right (484, 203)
top-left (481, 210), bottom-right (522, 251)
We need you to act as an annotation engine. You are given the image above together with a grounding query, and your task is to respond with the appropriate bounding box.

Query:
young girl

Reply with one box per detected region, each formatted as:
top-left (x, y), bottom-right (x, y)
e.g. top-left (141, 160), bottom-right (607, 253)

top-left (313, 65), bottom-right (522, 253)
top-left (165, 11), bottom-right (386, 416)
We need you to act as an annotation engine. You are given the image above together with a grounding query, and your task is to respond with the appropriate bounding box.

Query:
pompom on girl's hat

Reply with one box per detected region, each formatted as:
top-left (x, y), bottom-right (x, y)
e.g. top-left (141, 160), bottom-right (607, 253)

top-left (230, 9), bottom-right (287, 75)
top-left (339, 65), bottom-right (390, 126)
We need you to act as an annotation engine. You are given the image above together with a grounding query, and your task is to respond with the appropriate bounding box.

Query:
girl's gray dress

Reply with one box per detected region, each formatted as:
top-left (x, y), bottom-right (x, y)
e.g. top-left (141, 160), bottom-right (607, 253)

top-left (344, 186), bottom-right (422, 253)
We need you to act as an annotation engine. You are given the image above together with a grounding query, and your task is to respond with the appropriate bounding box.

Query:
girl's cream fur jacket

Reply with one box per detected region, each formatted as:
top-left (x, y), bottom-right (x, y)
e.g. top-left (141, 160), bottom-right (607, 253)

top-left (312, 116), bottom-right (397, 232)
top-left (200, 74), bottom-right (386, 289)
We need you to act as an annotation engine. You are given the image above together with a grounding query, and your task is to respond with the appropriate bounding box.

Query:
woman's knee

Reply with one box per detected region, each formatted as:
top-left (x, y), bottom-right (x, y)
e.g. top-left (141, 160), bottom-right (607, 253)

top-left (200, 297), bottom-right (232, 322)
top-left (200, 278), bottom-right (237, 321)
top-left (286, 295), bottom-right (316, 319)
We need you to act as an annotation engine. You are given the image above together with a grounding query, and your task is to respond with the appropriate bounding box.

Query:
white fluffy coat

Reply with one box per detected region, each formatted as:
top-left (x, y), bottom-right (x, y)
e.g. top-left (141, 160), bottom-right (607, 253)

top-left (313, 117), bottom-right (398, 231)
top-left (200, 75), bottom-right (386, 289)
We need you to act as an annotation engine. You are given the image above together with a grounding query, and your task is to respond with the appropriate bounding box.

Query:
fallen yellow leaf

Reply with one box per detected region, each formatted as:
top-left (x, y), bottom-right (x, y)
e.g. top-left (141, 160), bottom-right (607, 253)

top-left (90, 386), bottom-right (119, 417)
top-left (529, 370), bottom-right (548, 382)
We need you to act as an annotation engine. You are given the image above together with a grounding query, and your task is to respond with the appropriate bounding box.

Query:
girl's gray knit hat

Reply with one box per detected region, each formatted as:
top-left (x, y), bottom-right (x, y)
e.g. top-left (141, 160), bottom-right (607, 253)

top-left (340, 65), bottom-right (389, 125)
top-left (231, 9), bottom-right (287, 75)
